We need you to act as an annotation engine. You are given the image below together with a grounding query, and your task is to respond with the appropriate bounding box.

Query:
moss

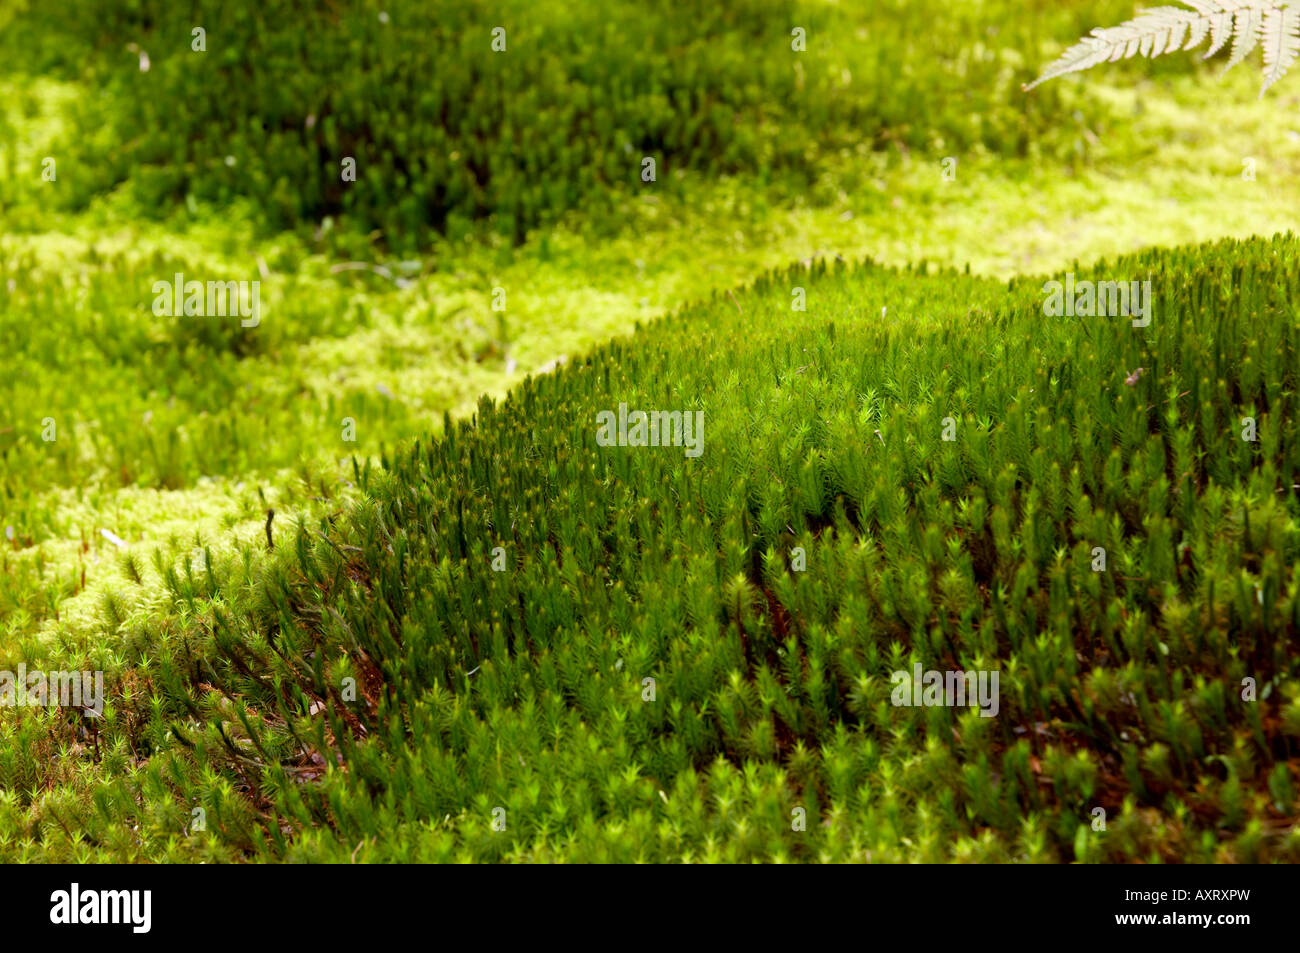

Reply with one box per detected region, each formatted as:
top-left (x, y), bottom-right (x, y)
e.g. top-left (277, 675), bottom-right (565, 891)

top-left (3, 1), bottom-right (1298, 863)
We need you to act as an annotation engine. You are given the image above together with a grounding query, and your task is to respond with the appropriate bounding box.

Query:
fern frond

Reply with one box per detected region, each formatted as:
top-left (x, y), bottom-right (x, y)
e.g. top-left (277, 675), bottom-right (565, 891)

top-left (1023, 6), bottom-right (1203, 90)
top-left (1261, 4), bottom-right (1300, 92)
top-left (1224, 4), bottom-right (1265, 71)
top-left (1025, 0), bottom-right (1300, 96)
top-left (1196, 1), bottom-right (1238, 58)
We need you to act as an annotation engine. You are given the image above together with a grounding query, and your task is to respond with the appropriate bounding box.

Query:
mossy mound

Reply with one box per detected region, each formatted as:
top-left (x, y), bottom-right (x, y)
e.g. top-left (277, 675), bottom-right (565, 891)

top-left (7, 234), bottom-right (1298, 861)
